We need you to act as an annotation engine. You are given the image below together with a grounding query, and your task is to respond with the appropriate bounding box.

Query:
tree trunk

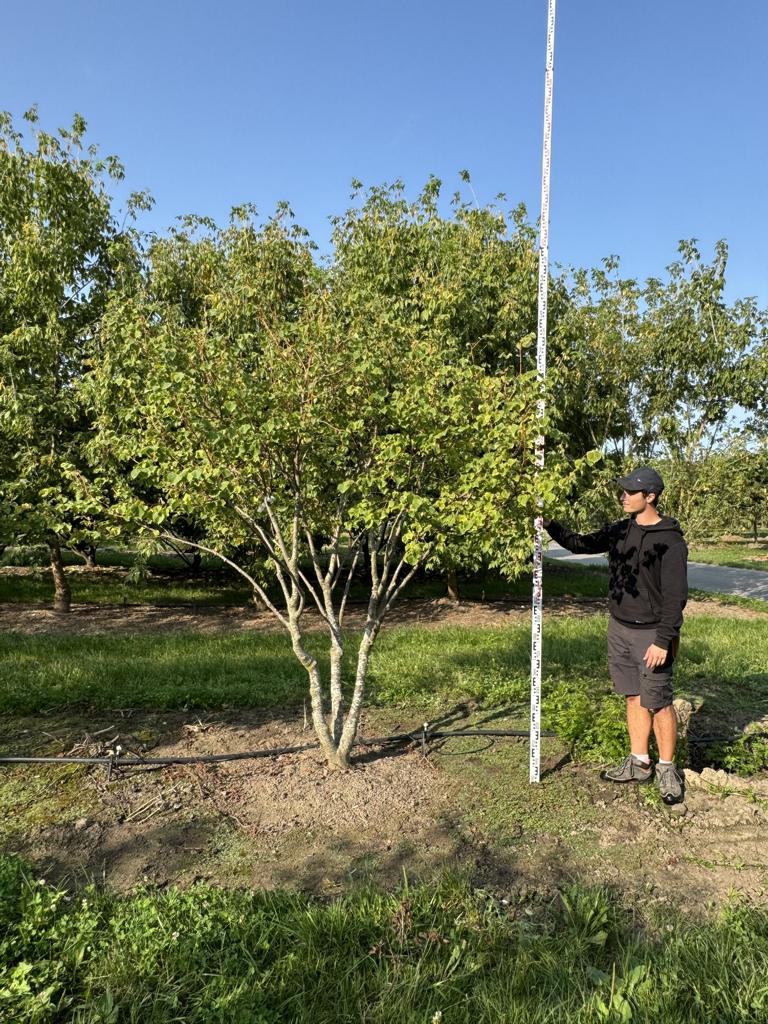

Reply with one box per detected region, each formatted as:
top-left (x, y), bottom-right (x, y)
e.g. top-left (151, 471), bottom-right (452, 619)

top-left (191, 551), bottom-right (202, 574)
top-left (288, 614), bottom-right (338, 765)
top-left (446, 569), bottom-right (460, 603)
top-left (336, 627), bottom-right (378, 765)
top-left (49, 540), bottom-right (72, 613)
top-left (329, 641), bottom-right (344, 746)
top-left (72, 542), bottom-right (97, 567)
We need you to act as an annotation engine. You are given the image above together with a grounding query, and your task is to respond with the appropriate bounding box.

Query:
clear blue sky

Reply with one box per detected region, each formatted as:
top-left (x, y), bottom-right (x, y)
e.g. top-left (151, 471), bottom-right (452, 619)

top-left (4, 0), bottom-right (766, 302)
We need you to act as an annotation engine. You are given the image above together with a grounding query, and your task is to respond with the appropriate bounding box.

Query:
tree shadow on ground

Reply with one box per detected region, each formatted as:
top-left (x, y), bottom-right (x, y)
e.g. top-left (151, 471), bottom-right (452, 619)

top-left (5, 734), bottom-right (768, 912)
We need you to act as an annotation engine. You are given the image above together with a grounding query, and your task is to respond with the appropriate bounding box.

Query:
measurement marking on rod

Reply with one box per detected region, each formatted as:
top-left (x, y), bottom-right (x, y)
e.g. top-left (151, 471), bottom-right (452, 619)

top-left (530, 0), bottom-right (557, 785)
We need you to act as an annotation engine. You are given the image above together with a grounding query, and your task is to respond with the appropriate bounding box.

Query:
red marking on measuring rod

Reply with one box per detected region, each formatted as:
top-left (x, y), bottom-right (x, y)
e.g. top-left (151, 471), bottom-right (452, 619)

top-left (530, 0), bottom-right (556, 785)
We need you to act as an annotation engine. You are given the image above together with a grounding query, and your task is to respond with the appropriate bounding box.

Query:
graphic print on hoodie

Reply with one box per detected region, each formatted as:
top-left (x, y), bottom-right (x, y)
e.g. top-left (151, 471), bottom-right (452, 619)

top-left (546, 516), bottom-right (688, 651)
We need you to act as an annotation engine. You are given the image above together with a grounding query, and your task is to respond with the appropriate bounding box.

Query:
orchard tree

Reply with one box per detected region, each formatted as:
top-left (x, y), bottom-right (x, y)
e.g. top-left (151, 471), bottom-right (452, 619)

top-left (638, 241), bottom-right (765, 461)
top-left (87, 184), bottom-right (582, 768)
top-left (0, 108), bottom-right (147, 608)
top-left (329, 177), bottom-right (578, 598)
top-left (562, 242), bottom-right (767, 531)
top-left (703, 439), bottom-right (768, 541)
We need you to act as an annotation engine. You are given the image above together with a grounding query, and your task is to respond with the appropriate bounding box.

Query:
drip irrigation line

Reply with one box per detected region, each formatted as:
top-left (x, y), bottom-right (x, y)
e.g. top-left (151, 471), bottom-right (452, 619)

top-left (434, 728), bottom-right (553, 739)
top-left (0, 726), bottom-right (557, 769)
top-left (686, 731), bottom-right (768, 745)
top-left (0, 745), bottom-right (318, 768)
top-left (0, 726), bottom-right (760, 771)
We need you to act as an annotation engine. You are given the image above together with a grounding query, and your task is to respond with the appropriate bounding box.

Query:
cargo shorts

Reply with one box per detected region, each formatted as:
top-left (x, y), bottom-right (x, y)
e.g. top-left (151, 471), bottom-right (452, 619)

top-left (607, 616), bottom-right (676, 711)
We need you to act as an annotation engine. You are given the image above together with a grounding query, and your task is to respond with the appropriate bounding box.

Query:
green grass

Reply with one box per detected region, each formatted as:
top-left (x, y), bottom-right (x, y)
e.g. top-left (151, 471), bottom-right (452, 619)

top-left (689, 541), bottom-right (768, 572)
top-left (689, 588), bottom-right (768, 614)
top-left (0, 764), bottom-right (96, 844)
top-left (0, 572), bottom-right (284, 607)
top-left (0, 573), bottom-right (251, 606)
top-left (2, 614), bottom-right (766, 763)
top-left (0, 545), bottom-right (226, 572)
top-left (0, 557), bottom-right (610, 608)
top-left (0, 612), bottom-right (762, 718)
top-left (2, 855), bottom-right (768, 1024)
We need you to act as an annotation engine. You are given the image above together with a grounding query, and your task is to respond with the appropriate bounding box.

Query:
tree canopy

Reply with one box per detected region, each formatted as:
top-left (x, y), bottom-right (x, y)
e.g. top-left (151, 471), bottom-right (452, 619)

top-left (0, 108), bottom-right (148, 606)
top-left (84, 183), bottom-right (583, 765)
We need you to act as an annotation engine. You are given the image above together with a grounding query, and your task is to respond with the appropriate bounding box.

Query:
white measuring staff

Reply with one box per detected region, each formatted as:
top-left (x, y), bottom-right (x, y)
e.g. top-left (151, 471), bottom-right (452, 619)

top-left (530, 0), bottom-right (557, 784)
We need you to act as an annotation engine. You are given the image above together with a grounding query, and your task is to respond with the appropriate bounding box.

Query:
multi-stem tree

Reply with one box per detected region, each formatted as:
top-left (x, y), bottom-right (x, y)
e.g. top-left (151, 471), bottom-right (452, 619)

top-left (88, 182), bottom-right (578, 768)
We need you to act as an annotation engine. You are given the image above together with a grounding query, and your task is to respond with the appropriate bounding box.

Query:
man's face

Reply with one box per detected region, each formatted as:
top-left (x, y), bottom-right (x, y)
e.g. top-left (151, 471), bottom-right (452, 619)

top-left (620, 489), bottom-right (654, 515)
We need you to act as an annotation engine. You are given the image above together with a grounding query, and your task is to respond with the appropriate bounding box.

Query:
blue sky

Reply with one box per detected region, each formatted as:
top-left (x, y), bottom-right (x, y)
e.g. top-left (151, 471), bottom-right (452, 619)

top-left (4, 0), bottom-right (767, 302)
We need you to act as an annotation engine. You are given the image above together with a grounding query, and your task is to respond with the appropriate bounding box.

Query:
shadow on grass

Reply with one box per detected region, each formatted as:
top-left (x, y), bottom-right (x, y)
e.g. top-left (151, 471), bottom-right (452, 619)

top-left (15, 794), bottom-right (581, 898)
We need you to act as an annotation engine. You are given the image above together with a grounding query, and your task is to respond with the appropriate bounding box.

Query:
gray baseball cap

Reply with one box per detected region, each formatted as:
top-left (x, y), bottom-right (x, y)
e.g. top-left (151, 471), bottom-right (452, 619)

top-left (617, 466), bottom-right (665, 495)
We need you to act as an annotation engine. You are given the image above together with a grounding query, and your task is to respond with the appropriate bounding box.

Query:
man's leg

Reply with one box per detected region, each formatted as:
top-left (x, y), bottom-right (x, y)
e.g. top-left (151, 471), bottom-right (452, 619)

top-left (652, 705), bottom-right (677, 762)
top-left (626, 694), bottom-right (652, 756)
top-left (651, 702), bottom-right (683, 803)
top-left (602, 620), bottom-right (654, 783)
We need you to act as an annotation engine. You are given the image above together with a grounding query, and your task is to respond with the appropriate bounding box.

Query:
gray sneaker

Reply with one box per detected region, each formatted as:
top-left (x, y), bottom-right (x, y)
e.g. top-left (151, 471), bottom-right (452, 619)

top-left (601, 755), bottom-right (653, 784)
top-left (656, 762), bottom-right (684, 805)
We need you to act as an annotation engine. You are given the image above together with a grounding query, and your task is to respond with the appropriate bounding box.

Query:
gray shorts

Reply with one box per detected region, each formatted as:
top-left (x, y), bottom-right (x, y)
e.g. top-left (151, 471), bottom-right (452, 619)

top-left (607, 616), bottom-right (675, 711)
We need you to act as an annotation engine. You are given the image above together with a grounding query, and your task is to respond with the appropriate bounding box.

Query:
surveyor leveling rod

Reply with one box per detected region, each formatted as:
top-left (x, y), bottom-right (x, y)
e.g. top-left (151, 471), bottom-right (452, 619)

top-left (530, 0), bottom-right (557, 785)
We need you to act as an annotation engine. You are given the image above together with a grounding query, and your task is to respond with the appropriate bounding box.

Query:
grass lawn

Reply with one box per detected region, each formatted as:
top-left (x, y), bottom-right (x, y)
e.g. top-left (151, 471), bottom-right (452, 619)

top-left (1, 612), bottom-right (766, 757)
top-left (689, 540), bottom-right (768, 571)
top-left (0, 571), bottom-right (251, 607)
top-left (3, 854), bottom-right (768, 1024)
top-left (0, 558), bottom-right (610, 607)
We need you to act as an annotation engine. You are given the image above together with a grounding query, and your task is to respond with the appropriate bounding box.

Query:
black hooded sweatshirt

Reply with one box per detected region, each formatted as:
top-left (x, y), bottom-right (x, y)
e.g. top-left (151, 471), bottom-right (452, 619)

top-left (546, 516), bottom-right (688, 651)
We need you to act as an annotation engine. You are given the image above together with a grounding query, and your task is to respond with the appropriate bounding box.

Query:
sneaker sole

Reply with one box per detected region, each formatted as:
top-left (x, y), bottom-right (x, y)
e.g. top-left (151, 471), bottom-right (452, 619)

top-left (661, 791), bottom-right (685, 805)
top-left (599, 771), bottom-right (653, 784)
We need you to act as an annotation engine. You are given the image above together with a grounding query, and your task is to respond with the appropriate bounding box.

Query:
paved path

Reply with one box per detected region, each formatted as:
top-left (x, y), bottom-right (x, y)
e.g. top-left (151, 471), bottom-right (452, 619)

top-left (546, 544), bottom-right (768, 601)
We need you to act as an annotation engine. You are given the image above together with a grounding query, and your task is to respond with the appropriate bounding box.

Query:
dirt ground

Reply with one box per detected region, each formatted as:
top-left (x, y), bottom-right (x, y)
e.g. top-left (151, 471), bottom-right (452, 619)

top-left (2, 706), bottom-right (768, 910)
top-left (2, 592), bottom-right (768, 909)
top-left (1, 593), bottom-right (765, 637)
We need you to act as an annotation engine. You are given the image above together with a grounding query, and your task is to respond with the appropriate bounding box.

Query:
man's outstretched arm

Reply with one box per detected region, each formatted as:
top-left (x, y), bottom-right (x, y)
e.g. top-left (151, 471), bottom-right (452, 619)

top-left (543, 519), bottom-right (612, 555)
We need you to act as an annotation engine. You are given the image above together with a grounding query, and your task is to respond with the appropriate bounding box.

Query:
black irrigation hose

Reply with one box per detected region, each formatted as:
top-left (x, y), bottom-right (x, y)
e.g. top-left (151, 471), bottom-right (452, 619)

top-left (0, 727), bottom-right (555, 769)
top-left (0, 744), bottom-right (318, 768)
top-left (686, 731), bottom-right (768, 745)
top-left (0, 726), bottom-right (761, 771)
top-left (433, 729), bottom-right (555, 739)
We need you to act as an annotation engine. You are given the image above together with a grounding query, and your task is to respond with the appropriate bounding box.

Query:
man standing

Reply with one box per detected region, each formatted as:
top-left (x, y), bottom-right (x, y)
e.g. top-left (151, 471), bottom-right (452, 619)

top-left (544, 467), bottom-right (688, 804)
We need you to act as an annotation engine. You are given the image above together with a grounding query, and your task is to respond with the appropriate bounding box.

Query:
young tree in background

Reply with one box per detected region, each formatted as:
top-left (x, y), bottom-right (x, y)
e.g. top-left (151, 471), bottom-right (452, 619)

top-left (562, 242), bottom-right (767, 534)
top-left (0, 108), bottom-right (147, 608)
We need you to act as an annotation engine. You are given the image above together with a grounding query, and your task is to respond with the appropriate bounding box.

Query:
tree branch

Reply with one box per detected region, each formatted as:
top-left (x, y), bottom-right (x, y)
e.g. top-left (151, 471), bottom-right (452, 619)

top-left (158, 532), bottom-right (290, 629)
top-left (338, 545), bottom-right (362, 629)
top-left (382, 546), bottom-right (434, 617)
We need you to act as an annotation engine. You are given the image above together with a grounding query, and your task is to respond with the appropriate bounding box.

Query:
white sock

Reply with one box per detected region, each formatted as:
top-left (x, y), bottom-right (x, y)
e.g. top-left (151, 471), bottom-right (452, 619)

top-left (631, 752), bottom-right (650, 764)
top-left (658, 759), bottom-right (673, 766)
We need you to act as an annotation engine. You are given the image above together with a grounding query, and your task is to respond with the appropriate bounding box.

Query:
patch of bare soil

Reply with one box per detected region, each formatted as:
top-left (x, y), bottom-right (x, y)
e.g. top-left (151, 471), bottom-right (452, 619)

top-left (2, 594), bottom-right (765, 638)
top-left (571, 768), bottom-right (768, 908)
top-left (3, 711), bottom-right (768, 909)
top-left (684, 598), bottom-right (768, 619)
top-left (3, 711), bottom-right (458, 894)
